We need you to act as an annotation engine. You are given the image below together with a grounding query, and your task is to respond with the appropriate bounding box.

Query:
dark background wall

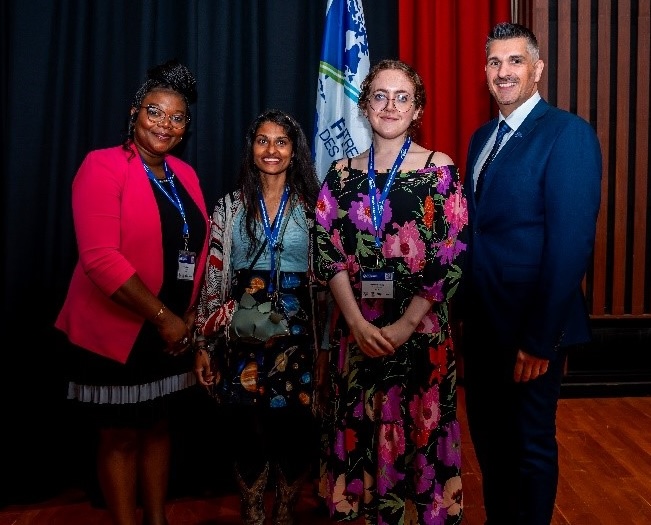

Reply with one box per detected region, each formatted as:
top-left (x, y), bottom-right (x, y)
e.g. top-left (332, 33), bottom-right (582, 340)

top-left (0, 0), bottom-right (399, 504)
top-left (3, 0), bottom-right (649, 507)
top-left (525, 0), bottom-right (651, 396)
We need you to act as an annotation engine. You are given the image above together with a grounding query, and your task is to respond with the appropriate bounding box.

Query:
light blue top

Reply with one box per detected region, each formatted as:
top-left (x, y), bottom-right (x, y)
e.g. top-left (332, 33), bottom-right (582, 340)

top-left (231, 205), bottom-right (310, 272)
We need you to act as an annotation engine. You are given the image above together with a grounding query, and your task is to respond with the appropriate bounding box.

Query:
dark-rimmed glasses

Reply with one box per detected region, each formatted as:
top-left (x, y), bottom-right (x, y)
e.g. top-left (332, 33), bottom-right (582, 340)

top-left (140, 105), bottom-right (190, 129)
top-left (368, 92), bottom-right (414, 113)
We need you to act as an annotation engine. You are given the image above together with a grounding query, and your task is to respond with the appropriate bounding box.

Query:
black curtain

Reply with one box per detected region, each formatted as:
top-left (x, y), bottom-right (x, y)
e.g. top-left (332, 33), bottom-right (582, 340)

top-left (0, 0), bottom-right (398, 505)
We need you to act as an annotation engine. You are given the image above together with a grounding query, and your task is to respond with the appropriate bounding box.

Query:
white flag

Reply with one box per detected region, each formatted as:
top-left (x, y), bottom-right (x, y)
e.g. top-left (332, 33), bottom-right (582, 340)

top-left (312, 0), bottom-right (372, 181)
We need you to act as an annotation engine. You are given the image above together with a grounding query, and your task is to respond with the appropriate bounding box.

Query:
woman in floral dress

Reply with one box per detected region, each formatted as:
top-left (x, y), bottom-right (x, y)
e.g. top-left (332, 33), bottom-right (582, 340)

top-left (314, 59), bottom-right (468, 525)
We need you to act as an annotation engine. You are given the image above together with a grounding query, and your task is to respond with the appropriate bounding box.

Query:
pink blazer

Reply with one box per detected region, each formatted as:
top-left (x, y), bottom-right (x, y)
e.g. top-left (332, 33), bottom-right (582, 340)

top-left (55, 144), bottom-right (209, 364)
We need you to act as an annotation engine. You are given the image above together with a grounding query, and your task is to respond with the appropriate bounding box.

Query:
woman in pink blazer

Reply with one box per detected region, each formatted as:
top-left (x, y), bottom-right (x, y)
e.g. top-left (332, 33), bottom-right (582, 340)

top-left (56, 59), bottom-right (209, 525)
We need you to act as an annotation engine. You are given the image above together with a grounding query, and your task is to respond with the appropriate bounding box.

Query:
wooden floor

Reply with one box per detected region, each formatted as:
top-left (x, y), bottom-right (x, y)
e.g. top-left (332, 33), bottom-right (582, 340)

top-left (1, 386), bottom-right (650, 524)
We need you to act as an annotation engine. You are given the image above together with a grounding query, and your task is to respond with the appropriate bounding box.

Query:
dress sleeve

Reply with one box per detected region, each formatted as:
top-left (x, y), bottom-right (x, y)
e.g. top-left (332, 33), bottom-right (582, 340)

top-left (417, 165), bottom-right (468, 304)
top-left (314, 162), bottom-right (349, 285)
top-left (195, 195), bottom-right (234, 337)
top-left (72, 150), bottom-right (137, 295)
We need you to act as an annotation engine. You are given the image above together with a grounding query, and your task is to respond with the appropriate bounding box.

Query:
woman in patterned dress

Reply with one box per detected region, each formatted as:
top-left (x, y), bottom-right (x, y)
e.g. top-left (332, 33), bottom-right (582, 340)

top-left (193, 109), bottom-right (321, 525)
top-left (314, 59), bottom-right (468, 525)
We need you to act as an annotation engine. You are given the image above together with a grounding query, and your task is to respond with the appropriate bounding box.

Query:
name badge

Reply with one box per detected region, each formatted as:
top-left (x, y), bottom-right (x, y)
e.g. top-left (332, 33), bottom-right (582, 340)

top-left (177, 250), bottom-right (196, 281)
top-left (361, 269), bottom-right (394, 298)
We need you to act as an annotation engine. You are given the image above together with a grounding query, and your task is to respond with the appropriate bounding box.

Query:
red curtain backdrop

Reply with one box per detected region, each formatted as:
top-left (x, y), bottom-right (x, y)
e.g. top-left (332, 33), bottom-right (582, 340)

top-left (398, 0), bottom-right (511, 179)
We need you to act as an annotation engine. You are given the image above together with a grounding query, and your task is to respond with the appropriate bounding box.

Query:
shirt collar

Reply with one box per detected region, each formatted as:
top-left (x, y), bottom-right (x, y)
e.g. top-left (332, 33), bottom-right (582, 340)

top-left (498, 91), bottom-right (541, 131)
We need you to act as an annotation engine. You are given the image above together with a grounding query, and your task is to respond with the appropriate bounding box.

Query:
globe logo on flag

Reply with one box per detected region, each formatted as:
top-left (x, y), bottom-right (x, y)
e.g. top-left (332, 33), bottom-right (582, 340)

top-left (313, 0), bottom-right (372, 181)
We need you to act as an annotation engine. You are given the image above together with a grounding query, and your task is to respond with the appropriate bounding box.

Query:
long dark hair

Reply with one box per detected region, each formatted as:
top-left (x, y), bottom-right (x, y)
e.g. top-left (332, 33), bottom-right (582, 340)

top-left (237, 109), bottom-right (320, 257)
top-left (122, 59), bottom-right (197, 154)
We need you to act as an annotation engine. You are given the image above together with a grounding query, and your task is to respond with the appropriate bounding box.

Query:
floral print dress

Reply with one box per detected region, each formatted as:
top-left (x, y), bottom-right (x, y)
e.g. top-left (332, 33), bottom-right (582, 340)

top-left (314, 159), bottom-right (468, 525)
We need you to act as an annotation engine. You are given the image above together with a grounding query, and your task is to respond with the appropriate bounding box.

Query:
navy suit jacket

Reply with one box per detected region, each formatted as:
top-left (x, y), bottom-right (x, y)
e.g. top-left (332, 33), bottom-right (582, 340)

top-left (463, 98), bottom-right (602, 360)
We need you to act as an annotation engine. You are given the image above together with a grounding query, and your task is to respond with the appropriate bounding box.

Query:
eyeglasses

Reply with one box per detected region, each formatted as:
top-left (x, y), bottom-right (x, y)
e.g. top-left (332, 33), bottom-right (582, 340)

top-left (139, 105), bottom-right (190, 129)
top-left (368, 92), bottom-right (414, 113)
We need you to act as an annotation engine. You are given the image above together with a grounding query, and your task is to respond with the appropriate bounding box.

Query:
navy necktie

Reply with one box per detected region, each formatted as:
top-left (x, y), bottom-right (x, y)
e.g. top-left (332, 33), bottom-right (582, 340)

top-left (475, 120), bottom-right (511, 199)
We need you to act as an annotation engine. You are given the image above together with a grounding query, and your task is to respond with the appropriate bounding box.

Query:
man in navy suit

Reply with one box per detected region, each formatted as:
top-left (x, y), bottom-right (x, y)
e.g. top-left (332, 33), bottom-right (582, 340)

top-left (461, 22), bottom-right (602, 525)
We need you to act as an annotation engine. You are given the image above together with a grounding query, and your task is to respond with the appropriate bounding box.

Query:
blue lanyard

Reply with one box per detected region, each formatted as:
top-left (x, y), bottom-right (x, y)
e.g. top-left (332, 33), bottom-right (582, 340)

top-left (142, 159), bottom-right (190, 248)
top-left (257, 185), bottom-right (290, 293)
top-left (368, 137), bottom-right (411, 247)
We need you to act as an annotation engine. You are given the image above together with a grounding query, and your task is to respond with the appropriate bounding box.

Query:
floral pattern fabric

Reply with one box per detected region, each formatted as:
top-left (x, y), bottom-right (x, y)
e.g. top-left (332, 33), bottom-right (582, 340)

top-left (314, 160), bottom-right (468, 525)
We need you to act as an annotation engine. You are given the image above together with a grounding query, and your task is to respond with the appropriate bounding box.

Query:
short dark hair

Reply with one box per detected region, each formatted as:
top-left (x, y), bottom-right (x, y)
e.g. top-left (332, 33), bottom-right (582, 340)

top-left (487, 22), bottom-right (540, 61)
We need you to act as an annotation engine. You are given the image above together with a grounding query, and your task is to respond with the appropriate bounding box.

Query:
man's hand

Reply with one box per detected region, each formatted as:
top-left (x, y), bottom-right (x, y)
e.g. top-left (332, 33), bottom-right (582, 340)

top-left (514, 350), bottom-right (549, 382)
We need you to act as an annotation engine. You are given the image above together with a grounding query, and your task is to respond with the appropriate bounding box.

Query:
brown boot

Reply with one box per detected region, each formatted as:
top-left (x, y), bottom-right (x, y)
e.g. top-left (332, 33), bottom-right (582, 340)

top-left (234, 462), bottom-right (269, 525)
top-left (272, 466), bottom-right (308, 525)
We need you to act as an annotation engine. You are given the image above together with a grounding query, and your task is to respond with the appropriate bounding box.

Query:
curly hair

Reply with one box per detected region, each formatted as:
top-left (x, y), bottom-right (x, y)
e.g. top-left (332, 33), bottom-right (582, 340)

top-left (357, 59), bottom-right (426, 138)
top-left (122, 59), bottom-right (197, 153)
top-left (236, 109), bottom-right (320, 258)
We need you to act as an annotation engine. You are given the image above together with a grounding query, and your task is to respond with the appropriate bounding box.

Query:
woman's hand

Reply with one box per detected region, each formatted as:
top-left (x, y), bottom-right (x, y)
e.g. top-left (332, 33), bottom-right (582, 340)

top-left (350, 319), bottom-right (395, 358)
top-left (183, 308), bottom-right (197, 333)
top-left (380, 318), bottom-right (414, 350)
top-left (194, 347), bottom-right (217, 389)
top-left (328, 271), bottom-right (394, 359)
top-left (380, 295), bottom-right (432, 351)
top-left (108, 275), bottom-right (192, 355)
top-left (157, 313), bottom-right (192, 355)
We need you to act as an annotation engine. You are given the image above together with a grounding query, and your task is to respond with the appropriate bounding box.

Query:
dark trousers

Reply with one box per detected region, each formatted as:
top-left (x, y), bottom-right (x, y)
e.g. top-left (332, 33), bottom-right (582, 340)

top-left (463, 330), bottom-right (567, 525)
top-left (227, 405), bottom-right (315, 486)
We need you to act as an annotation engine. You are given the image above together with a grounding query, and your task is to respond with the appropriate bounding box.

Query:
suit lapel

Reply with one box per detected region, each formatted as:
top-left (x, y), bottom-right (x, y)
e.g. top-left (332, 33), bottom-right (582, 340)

top-left (469, 118), bottom-right (498, 173)
top-left (476, 100), bottom-right (550, 201)
top-left (466, 119), bottom-right (497, 209)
